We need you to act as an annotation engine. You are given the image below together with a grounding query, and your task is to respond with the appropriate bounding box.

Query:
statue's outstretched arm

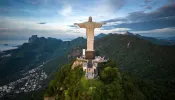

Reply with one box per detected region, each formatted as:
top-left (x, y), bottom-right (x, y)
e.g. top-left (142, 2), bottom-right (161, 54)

top-left (95, 22), bottom-right (105, 28)
top-left (74, 22), bottom-right (86, 28)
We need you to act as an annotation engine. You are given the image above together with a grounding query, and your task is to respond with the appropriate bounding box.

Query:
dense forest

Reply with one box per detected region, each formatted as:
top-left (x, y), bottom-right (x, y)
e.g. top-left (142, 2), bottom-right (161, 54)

top-left (45, 60), bottom-right (175, 100)
top-left (95, 34), bottom-right (175, 81)
top-left (44, 34), bottom-right (175, 100)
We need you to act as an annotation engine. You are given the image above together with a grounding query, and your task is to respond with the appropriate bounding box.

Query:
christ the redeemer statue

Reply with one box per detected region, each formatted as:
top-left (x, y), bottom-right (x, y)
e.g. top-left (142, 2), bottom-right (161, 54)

top-left (74, 16), bottom-right (104, 59)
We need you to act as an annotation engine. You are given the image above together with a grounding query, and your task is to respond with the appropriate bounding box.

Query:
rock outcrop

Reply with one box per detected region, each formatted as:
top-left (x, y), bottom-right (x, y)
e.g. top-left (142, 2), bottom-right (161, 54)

top-left (71, 60), bottom-right (83, 69)
top-left (28, 35), bottom-right (38, 43)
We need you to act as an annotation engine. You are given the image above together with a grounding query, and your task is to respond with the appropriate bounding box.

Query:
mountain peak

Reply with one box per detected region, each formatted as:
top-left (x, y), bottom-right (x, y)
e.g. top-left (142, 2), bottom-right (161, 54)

top-left (124, 31), bottom-right (134, 36)
top-left (28, 35), bottom-right (38, 43)
top-left (95, 33), bottom-right (107, 39)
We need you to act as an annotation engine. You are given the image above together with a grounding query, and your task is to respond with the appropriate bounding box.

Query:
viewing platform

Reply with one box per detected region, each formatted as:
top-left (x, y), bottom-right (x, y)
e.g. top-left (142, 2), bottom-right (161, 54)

top-left (76, 56), bottom-right (109, 79)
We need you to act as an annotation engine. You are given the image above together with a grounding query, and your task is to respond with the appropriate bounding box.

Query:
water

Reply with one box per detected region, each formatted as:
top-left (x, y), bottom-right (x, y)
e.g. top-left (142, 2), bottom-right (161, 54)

top-left (0, 40), bottom-right (28, 51)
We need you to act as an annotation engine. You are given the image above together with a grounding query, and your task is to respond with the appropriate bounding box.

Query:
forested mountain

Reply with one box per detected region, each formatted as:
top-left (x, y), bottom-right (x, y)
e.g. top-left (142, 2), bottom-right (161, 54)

top-left (95, 34), bottom-right (175, 81)
top-left (138, 36), bottom-right (175, 46)
top-left (0, 36), bottom-right (86, 100)
top-left (45, 60), bottom-right (175, 100)
top-left (44, 33), bottom-right (175, 100)
top-left (0, 37), bottom-right (62, 85)
top-left (0, 36), bottom-right (85, 85)
top-left (1, 33), bottom-right (175, 100)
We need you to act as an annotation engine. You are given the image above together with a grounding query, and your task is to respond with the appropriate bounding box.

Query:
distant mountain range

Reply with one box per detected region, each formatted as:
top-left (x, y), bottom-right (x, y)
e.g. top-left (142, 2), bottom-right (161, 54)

top-left (122, 31), bottom-right (175, 45)
top-left (156, 36), bottom-right (175, 43)
top-left (157, 36), bottom-right (175, 40)
top-left (139, 36), bottom-right (175, 45)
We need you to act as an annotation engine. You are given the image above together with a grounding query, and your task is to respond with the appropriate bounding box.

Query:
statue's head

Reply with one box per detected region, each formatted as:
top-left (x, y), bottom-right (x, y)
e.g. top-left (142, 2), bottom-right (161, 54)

top-left (88, 16), bottom-right (92, 22)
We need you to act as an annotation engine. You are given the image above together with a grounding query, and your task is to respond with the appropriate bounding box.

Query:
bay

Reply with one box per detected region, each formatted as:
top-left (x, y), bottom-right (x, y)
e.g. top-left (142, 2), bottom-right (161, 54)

top-left (0, 40), bottom-right (28, 51)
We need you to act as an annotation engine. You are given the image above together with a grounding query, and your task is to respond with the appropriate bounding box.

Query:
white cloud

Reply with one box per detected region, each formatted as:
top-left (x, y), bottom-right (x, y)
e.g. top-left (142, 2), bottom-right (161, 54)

top-left (132, 27), bottom-right (175, 34)
top-left (131, 27), bottom-right (175, 37)
top-left (94, 27), bottom-right (131, 34)
top-left (86, 0), bottom-right (124, 17)
top-left (58, 5), bottom-right (72, 16)
top-left (69, 25), bottom-right (131, 36)
top-left (0, 29), bottom-right (82, 40)
top-left (55, 0), bottom-right (125, 23)
top-left (0, 16), bottom-right (85, 40)
top-left (0, 16), bottom-right (71, 31)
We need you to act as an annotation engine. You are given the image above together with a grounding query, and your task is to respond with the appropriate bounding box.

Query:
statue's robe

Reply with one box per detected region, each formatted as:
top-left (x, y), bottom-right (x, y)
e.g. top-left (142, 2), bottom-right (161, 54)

top-left (77, 22), bottom-right (103, 51)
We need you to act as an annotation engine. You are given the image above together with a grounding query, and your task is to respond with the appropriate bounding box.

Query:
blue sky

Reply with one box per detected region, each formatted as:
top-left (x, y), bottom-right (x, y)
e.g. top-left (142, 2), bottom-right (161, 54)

top-left (0, 0), bottom-right (175, 40)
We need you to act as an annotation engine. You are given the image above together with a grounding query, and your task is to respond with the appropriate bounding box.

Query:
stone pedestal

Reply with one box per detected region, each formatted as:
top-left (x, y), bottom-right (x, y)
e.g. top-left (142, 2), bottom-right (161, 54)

top-left (85, 51), bottom-right (95, 59)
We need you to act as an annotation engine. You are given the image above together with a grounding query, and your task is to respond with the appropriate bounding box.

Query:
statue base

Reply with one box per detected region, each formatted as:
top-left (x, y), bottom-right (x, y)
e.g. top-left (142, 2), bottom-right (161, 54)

top-left (85, 51), bottom-right (95, 59)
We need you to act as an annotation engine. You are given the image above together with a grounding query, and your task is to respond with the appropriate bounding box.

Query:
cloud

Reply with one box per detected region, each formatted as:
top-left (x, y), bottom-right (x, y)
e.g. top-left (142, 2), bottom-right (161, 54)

top-left (168, 0), bottom-right (175, 3)
top-left (104, 18), bottom-right (127, 23)
top-left (68, 25), bottom-right (78, 28)
top-left (132, 27), bottom-right (175, 37)
top-left (128, 2), bottom-right (175, 21)
top-left (107, 0), bottom-right (125, 11)
top-left (145, 27), bottom-right (175, 34)
top-left (0, 0), bottom-right (174, 39)
top-left (0, 16), bottom-right (85, 40)
top-left (23, 0), bottom-right (42, 5)
top-left (104, 16), bottom-right (175, 31)
top-left (144, 6), bottom-right (152, 10)
top-left (58, 5), bottom-right (72, 16)
top-left (103, 2), bottom-right (175, 31)
top-left (144, 0), bottom-right (153, 3)
top-left (0, 28), bottom-right (84, 40)
top-left (140, 0), bottom-right (158, 11)
top-left (76, 0), bottom-right (125, 19)
top-left (14, 0), bottom-right (49, 6)
top-left (38, 22), bottom-right (46, 24)
top-left (0, 16), bottom-right (72, 31)
top-left (0, 16), bottom-right (86, 40)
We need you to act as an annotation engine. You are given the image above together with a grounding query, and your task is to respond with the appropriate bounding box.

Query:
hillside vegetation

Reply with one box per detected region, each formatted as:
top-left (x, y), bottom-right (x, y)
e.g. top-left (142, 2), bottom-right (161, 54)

top-left (95, 34), bottom-right (175, 81)
top-left (0, 36), bottom-right (86, 85)
top-left (45, 60), bottom-right (175, 100)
